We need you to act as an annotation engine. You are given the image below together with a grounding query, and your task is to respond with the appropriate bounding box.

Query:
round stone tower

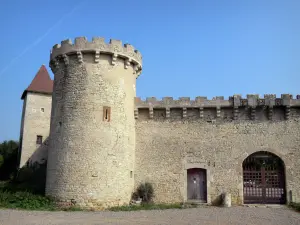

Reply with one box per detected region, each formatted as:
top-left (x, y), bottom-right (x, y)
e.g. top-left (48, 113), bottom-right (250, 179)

top-left (46, 37), bottom-right (142, 208)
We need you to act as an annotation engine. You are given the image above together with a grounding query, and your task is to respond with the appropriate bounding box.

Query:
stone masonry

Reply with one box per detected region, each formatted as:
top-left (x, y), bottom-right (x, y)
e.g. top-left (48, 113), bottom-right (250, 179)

top-left (18, 65), bottom-right (53, 168)
top-left (134, 96), bottom-right (300, 205)
top-left (18, 36), bottom-right (300, 209)
top-left (18, 92), bottom-right (51, 167)
top-left (46, 37), bottom-right (142, 208)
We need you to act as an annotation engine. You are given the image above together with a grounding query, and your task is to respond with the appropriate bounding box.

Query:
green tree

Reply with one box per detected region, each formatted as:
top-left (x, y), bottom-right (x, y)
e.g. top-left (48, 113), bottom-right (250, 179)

top-left (0, 140), bottom-right (19, 180)
top-left (0, 154), bottom-right (4, 167)
top-left (0, 140), bottom-right (18, 157)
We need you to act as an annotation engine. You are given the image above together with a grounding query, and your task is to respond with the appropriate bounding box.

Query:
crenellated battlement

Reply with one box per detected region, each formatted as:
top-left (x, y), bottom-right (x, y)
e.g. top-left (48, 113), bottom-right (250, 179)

top-left (20, 34), bottom-right (300, 209)
top-left (134, 94), bottom-right (300, 121)
top-left (135, 94), bottom-right (300, 108)
top-left (47, 36), bottom-right (143, 208)
top-left (49, 37), bottom-right (142, 76)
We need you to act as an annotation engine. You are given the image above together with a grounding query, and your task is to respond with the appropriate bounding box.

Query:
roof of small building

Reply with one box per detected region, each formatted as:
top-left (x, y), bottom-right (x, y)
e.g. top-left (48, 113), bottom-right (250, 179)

top-left (21, 65), bottom-right (53, 99)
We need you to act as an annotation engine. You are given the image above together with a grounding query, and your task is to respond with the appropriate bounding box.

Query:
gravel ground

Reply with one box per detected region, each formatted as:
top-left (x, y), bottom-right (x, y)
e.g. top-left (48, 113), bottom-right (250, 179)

top-left (0, 206), bottom-right (299, 225)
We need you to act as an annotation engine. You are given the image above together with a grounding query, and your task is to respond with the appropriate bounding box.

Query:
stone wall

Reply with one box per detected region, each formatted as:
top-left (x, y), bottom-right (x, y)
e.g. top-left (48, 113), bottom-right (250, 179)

top-left (19, 92), bottom-right (52, 167)
top-left (134, 101), bottom-right (300, 204)
top-left (46, 37), bottom-right (142, 209)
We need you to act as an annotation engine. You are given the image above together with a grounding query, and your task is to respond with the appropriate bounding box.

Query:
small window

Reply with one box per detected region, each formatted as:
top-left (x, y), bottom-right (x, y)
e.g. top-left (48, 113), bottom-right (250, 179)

top-left (41, 108), bottom-right (44, 112)
top-left (36, 135), bottom-right (43, 145)
top-left (103, 106), bottom-right (111, 122)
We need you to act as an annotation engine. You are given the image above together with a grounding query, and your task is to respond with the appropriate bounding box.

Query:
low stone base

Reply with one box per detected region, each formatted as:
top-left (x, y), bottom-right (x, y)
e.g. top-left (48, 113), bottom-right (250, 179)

top-left (222, 193), bottom-right (232, 207)
top-left (53, 198), bottom-right (130, 210)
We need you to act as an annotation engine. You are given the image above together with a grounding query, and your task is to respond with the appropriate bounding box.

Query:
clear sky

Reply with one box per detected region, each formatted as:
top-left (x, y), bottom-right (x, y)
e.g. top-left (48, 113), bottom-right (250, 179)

top-left (0, 0), bottom-right (299, 142)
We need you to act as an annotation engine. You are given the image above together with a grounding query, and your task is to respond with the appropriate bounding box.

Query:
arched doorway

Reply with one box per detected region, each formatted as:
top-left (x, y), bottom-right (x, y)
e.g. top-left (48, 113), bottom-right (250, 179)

top-left (243, 151), bottom-right (286, 204)
top-left (187, 168), bottom-right (207, 202)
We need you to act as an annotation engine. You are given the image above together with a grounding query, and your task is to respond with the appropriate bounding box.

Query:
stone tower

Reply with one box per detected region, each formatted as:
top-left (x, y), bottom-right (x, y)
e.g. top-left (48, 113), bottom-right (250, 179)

top-left (46, 37), bottom-right (142, 208)
top-left (18, 65), bottom-right (53, 168)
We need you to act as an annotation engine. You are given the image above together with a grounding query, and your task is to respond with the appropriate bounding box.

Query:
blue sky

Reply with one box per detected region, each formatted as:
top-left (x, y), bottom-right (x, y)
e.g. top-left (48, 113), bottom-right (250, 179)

top-left (0, 0), bottom-right (299, 142)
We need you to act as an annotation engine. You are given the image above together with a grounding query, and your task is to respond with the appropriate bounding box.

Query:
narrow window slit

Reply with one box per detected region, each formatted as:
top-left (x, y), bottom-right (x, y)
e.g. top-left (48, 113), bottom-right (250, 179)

top-left (103, 106), bottom-right (111, 122)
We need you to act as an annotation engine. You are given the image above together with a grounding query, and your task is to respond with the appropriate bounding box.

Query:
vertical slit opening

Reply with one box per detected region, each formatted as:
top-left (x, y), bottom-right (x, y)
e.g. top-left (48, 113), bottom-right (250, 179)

top-left (105, 109), bottom-right (108, 120)
top-left (103, 106), bottom-right (111, 122)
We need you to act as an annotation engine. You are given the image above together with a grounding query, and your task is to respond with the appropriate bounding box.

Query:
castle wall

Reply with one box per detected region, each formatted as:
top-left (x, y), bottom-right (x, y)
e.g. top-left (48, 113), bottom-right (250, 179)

top-left (18, 92), bottom-right (52, 167)
top-left (134, 100), bottom-right (300, 204)
top-left (46, 37), bottom-right (142, 209)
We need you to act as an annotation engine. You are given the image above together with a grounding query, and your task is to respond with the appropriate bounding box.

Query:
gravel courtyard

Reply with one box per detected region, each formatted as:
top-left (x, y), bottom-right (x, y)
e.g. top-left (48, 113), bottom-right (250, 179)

top-left (0, 206), bottom-right (299, 225)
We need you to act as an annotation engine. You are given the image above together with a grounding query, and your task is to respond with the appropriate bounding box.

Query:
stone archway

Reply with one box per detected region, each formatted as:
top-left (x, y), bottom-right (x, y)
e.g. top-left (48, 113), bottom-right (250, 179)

top-left (242, 151), bottom-right (286, 204)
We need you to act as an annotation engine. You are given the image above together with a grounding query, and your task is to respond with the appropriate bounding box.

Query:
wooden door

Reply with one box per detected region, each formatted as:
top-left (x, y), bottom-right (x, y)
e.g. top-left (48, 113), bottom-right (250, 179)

top-left (187, 168), bottom-right (207, 202)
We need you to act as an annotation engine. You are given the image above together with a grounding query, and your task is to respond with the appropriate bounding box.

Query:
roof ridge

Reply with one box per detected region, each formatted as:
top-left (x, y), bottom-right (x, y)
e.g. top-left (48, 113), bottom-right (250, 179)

top-left (21, 65), bottom-right (53, 99)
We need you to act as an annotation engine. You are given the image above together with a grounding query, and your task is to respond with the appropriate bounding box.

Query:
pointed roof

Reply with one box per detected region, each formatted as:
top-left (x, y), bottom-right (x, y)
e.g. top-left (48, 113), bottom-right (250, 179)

top-left (21, 65), bottom-right (53, 99)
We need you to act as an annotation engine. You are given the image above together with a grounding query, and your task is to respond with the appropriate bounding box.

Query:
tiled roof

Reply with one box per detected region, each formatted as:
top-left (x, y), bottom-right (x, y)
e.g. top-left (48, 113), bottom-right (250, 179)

top-left (21, 65), bottom-right (53, 99)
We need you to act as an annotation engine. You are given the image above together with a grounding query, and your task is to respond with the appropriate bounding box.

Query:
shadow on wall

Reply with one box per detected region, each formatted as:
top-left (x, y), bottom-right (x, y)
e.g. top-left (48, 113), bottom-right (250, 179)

top-left (211, 195), bottom-right (223, 206)
top-left (12, 138), bottom-right (50, 195)
top-left (26, 137), bottom-right (49, 166)
top-left (211, 193), bottom-right (239, 207)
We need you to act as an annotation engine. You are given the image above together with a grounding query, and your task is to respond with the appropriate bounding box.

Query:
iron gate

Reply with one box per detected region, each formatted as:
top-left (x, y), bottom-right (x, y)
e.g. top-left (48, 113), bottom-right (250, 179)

top-left (243, 151), bottom-right (286, 204)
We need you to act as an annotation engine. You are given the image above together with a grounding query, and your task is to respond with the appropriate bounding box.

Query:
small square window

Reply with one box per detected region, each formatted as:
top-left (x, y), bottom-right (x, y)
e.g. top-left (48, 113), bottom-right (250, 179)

top-left (41, 108), bottom-right (44, 112)
top-left (36, 135), bottom-right (43, 145)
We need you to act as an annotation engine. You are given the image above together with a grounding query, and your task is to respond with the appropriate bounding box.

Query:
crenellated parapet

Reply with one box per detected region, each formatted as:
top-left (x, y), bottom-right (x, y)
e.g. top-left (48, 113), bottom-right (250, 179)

top-left (136, 96), bottom-right (230, 108)
top-left (134, 94), bottom-right (300, 121)
top-left (49, 37), bottom-right (142, 76)
top-left (46, 36), bottom-right (143, 209)
top-left (135, 94), bottom-right (300, 108)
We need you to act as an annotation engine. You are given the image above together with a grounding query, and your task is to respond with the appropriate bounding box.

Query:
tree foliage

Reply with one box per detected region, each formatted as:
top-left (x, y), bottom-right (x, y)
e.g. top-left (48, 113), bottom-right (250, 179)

top-left (0, 140), bottom-right (47, 195)
top-left (0, 154), bottom-right (4, 167)
top-left (14, 161), bottom-right (47, 195)
top-left (0, 140), bottom-right (19, 180)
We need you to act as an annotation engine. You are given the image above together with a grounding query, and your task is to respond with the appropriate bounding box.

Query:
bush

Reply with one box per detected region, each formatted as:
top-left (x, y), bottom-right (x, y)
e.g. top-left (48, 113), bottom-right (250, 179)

top-left (16, 167), bottom-right (34, 183)
top-left (0, 160), bottom-right (75, 211)
top-left (135, 182), bottom-right (154, 203)
top-left (0, 140), bottom-right (19, 180)
top-left (289, 202), bottom-right (300, 211)
top-left (0, 190), bottom-right (55, 210)
top-left (0, 161), bottom-right (48, 195)
top-left (0, 182), bottom-right (83, 211)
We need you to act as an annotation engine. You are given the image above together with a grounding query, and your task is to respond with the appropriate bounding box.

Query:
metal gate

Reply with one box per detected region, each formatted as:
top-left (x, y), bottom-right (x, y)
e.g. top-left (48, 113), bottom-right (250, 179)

top-left (243, 151), bottom-right (286, 204)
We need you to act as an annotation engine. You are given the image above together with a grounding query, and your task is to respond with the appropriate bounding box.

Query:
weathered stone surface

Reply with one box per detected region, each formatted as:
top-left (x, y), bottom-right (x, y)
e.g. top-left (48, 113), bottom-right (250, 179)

top-left (46, 38), bottom-right (142, 208)
top-left (18, 92), bottom-right (51, 167)
top-left (135, 117), bottom-right (300, 204)
top-left (50, 37), bottom-right (142, 77)
top-left (18, 36), bottom-right (300, 209)
top-left (222, 192), bottom-right (232, 207)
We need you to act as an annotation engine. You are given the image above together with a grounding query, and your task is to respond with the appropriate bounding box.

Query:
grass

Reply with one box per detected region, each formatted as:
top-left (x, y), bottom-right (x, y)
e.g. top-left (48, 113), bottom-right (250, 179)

top-left (1, 171), bottom-right (188, 212)
top-left (108, 203), bottom-right (195, 211)
top-left (0, 181), bottom-right (82, 211)
top-left (1, 179), bottom-right (299, 213)
top-left (0, 190), bottom-right (56, 211)
top-left (0, 190), bottom-right (84, 211)
top-left (0, 182), bottom-right (192, 212)
top-left (1, 179), bottom-right (297, 213)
